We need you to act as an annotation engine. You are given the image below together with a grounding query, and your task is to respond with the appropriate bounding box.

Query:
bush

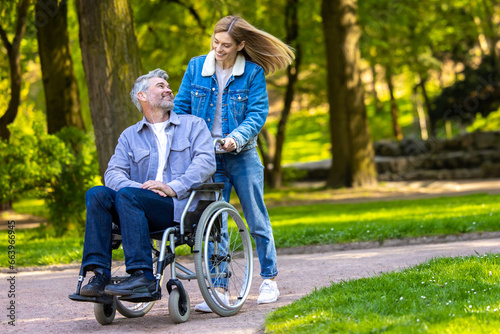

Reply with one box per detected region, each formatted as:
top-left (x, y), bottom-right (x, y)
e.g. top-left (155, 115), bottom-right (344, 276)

top-left (0, 122), bottom-right (100, 236)
top-left (46, 127), bottom-right (101, 236)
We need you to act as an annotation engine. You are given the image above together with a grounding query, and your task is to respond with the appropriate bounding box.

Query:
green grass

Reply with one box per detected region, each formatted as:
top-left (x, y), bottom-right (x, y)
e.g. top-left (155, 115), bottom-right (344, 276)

top-left (12, 198), bottom-right (49, 219)
top-left (269, 193), bottom-right (499, 248)
top-left (0, 227), bottom-right (125, 268)
top-left (265, 253), bottom-right (500, 333)
top-left (1, 193), bottom-right (498, 268)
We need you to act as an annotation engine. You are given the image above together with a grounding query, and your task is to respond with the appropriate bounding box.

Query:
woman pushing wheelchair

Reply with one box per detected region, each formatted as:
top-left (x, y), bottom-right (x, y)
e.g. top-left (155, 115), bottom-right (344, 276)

top-left (174, 15), bottom-right (295, 310)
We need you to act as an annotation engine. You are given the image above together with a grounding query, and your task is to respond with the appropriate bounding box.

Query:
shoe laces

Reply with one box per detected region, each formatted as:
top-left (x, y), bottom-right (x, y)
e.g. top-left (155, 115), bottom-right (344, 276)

top-left (260, 280), bottom-right (275, 294)
top-left (89, 273), bottom-right (108, 285)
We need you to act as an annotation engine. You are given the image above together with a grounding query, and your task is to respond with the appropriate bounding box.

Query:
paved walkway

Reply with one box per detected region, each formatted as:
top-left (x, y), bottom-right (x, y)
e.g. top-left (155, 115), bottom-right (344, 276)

top-left (2, 238), bottom-right (500, 333)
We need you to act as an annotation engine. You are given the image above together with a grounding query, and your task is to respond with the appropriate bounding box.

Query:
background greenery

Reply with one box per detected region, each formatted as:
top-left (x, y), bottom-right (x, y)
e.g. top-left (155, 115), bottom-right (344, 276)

top-left (1, 0), bottom-right (499, 239)
top-left (265, 253), bottom-right (500, 333)
top-left (2, 193), bottom-right (498, 268)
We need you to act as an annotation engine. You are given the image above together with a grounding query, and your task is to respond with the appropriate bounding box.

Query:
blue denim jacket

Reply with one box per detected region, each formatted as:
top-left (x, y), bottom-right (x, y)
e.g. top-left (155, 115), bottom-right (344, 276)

top-left (174, 51), bottom-right (269, 153)
top-left (104, 112), bottom-right (216, 222)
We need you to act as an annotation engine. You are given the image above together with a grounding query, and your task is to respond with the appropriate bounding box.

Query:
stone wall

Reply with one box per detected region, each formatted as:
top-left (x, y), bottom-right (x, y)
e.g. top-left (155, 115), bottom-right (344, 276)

top-left (288, 131), bottom-right (500, 181)
top-left (375, 131), bottom-right (500, 181)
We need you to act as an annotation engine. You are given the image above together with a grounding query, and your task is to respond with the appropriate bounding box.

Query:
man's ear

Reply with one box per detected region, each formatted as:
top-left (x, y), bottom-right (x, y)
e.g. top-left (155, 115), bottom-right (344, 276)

top-left (238, 41), bottom-right (246, 51)
top-left (137, 92), bottom-right (147, 102)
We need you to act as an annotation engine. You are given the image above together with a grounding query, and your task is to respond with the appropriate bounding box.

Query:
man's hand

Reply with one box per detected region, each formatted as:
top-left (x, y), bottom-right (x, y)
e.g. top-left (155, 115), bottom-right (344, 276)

top-left (141, 180), bottom-right (177, 197)
top-left (221, 137), bottom-right (237, 152)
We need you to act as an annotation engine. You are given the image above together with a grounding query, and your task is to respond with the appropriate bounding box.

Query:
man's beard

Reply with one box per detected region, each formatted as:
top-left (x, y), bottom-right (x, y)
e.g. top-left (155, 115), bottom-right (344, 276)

top-left (153, 99), bottom-right (174, 111)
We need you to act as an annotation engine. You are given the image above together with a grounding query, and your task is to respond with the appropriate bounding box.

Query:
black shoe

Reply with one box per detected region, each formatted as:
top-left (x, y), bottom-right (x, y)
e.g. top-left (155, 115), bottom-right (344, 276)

top-left (80, 268), bottom-right (110, 297)
top-left (104, 270), bottom-right (156, 296)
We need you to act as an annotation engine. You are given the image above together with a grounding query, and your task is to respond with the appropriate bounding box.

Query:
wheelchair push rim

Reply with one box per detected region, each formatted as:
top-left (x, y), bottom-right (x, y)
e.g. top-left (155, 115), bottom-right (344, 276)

top-left (194, 201), bottom-right (253, 315)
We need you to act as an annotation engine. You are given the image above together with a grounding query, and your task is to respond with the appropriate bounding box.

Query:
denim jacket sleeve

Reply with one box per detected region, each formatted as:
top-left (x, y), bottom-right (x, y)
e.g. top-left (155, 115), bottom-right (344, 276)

top-left (173, 59), bottom-right (195, 116)
top-left (227, 66), bottom-right (269, 153)
top-left (165, 116), bottom-right (216, 200)
top-left (104, 131), bottom-right (143, 191)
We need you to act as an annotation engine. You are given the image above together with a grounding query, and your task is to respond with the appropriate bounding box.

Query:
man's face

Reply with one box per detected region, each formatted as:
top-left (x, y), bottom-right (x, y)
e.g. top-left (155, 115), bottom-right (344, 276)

top-left (145, 77), bottom-right (174, 111)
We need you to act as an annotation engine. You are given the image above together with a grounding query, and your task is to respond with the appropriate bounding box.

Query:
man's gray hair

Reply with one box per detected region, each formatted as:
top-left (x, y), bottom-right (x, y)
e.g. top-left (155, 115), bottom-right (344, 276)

top-left (130, 68), bottom-right (169, 113)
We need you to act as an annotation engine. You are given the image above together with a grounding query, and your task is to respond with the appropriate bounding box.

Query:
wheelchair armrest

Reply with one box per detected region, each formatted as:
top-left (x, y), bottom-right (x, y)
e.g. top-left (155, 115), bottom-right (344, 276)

top-left (190, 182), bottom-right (225, 191)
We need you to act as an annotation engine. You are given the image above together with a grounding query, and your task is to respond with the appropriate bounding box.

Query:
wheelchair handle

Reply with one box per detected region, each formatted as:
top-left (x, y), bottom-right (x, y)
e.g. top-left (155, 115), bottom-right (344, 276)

top-left (214, 138), bottom-right (225, 149)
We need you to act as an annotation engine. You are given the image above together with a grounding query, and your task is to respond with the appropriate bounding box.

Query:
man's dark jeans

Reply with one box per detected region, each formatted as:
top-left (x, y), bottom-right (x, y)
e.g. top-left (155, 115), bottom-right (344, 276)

top-left (81, 186), bottom-right (175, 274)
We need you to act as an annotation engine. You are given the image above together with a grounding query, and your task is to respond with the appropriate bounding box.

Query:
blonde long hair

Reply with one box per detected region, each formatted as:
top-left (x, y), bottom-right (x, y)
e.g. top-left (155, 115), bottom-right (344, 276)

top-left (211, 16), bottom-right (295, 75)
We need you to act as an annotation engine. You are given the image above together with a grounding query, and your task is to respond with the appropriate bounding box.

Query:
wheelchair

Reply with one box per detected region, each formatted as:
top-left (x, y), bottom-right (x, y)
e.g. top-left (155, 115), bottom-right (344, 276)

top-left (69, 181), bottom-right (254, 325)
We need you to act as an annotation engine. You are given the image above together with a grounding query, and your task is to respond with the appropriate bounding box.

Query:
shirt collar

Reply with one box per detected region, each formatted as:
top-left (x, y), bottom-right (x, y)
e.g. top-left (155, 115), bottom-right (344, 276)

top-left (136, 111), bottom-right (180, 132)
top-left (202, 50), bottom-right (246, 77)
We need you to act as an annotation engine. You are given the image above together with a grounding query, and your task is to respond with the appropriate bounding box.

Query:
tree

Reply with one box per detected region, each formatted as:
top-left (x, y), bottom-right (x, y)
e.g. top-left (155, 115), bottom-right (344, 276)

top-left (36, 0), bottom-right (85, 134)
top-left (258, 0), bottom-right (301, 188)
top-left (0, 0), bottom-right (31, 141)
top-left (322, 0), bottom-right (377, 188)
top-left (76, 0), bottom-right (142, 176)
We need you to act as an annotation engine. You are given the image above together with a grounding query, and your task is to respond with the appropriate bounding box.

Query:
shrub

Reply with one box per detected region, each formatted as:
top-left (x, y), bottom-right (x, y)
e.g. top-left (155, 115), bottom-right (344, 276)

top-left (0, 122), bottom-right (100, 236)
top-left (46, 127), bottom-right (101, 236)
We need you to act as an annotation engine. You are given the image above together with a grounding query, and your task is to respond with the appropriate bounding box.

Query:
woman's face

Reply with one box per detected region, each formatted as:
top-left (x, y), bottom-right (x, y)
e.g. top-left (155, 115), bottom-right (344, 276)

top-left (213, 32), bottom-right (244, 64)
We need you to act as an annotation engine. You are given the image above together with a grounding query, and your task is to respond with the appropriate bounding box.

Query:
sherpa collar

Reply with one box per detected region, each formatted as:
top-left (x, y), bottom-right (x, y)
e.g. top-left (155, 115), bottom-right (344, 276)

top-left (201, 50), bottom-right (246, 77)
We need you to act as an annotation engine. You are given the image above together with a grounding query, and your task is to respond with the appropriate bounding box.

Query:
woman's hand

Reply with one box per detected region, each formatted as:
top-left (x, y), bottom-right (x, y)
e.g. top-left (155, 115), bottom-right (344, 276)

top-left (221, 137), bottom-right (237, 152)
top-left (141, 180), bottom-right (177, 197)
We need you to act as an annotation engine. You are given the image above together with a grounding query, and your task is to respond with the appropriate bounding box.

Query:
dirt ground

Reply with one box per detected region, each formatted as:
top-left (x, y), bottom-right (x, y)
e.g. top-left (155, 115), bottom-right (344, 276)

top-left (2, 179), bottom-right (500, 333)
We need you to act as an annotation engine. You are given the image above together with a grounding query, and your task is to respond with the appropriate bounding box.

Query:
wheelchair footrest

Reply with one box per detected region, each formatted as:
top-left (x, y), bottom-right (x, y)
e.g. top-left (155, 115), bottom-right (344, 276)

top-left (68, 293), bottom-right (114, 305)
top-left (118, 289), bottom-right (161, 303)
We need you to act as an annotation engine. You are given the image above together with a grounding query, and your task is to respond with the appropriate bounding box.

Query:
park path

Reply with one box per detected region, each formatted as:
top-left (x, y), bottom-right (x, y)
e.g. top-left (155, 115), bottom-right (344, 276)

top-left (2, 237), bottom-right (500, 333)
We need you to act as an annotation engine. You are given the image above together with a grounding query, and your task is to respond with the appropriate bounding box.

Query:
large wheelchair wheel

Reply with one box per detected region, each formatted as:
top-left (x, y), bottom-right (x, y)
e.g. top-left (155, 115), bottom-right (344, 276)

top-left (194, 201), bottom-right (253, 317)
top-left (113, 240), bottom-right (159, 318)
top-left (94, 298), bottom-right (117, 325)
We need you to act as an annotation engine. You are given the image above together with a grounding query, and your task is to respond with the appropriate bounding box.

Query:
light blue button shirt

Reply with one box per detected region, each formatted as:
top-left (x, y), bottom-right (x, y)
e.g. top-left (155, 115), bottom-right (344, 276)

top-left (104, 111), bottom-right (216, 222)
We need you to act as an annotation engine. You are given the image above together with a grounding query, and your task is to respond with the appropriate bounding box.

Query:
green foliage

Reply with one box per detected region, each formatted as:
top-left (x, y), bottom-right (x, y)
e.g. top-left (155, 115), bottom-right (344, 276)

top-left (430, 55), bottom-right (500, 127)
top-left (0, 122), bottom-right (69, 203)
top-left (266, 253), bottom-right (500, 333)
top-left (46, 126), bottom-right (101, 236)
top-left (0, 122), bottom-right (100, 236)
top-left (468, 109), bottom-right (500, 132)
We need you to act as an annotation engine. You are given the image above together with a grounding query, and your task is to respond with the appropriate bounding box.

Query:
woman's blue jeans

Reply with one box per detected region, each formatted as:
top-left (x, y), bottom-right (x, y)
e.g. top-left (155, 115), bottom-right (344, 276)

top-left (81, 186), bottom-right (175, 274)
top-left (215, 148), bottom-right (278, 279)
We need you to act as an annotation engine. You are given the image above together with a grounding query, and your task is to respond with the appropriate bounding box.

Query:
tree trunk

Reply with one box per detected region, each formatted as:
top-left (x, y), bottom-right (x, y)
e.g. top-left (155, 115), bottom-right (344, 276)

top-left (322, 0), bottom-right (377, 188)
top-left (36, 0), bottom-right (85, 134)
top-left (257, 127), bottom-right (274, 183)
top-left (268, 0), bottom-right (301, 188)
top-left (418, 76), bottom-right (435, 137)
top-left (370, 64), bottom-right (383, 114)
top-left (385, 68), bottom-right (403, 140)
top-left (0, 0), bottom-right (31, 141)
top-left (411, 85), bottom-right (428, 140)
top-left (76, 0), bottom-right (143, 177)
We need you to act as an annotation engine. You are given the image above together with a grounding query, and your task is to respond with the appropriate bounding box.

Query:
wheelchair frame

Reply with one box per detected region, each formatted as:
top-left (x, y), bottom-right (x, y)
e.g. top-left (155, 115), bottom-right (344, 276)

top-left (69, 181), bottom-right (254, 325)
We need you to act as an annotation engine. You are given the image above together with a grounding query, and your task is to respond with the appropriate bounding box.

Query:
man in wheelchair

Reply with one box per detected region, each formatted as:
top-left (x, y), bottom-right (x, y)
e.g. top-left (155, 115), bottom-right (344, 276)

top-left (79, 68), bottom-right (215, 299)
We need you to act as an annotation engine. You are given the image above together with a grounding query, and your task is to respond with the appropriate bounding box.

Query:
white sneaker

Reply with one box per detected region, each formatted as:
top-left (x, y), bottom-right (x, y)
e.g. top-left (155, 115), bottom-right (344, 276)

top-left (194, 290), bottom-right (229, 312)
top-left (257, 279), bottom-right (280, 304)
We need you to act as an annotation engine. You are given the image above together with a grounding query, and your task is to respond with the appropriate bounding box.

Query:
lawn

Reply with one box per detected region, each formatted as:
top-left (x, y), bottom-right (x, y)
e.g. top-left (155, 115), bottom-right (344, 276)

top-left (269, 193), bottom-right (499, 248)
top-left (265, 253), bottom-right (500, 333)
top-left (1, 193), bottom-right (498, 268)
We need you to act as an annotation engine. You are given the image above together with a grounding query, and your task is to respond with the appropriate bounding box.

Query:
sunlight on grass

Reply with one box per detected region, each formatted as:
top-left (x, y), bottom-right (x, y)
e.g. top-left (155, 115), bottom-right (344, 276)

top-left (2, 193), bottom-right (499, 268)
top-left (269, 194), bottom-right (500, 248)
top-left (12, 198), bottom-right (49, 218)
top-left (266, 253), bottom-right (500, 333)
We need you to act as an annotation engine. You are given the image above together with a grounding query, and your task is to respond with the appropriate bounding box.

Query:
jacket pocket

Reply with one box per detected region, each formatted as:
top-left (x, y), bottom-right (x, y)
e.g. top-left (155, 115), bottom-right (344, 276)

top-left (169, 139), bottom-right (191, 175)
top-left (129, 149), bottom-right (150, 180)
top-left (191, 87), bottom-right (208, 115)
top-left (129, 149), bottom-right (150, 163)
top-left (229, 91), bottom-right (248, 117)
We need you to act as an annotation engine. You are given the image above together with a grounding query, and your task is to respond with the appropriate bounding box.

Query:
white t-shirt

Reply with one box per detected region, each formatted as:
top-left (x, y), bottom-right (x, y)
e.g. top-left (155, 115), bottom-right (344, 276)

top-left (213, 64), bottom-right (233, 152)
top-left (151, 121), bottom-right (168, 182)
